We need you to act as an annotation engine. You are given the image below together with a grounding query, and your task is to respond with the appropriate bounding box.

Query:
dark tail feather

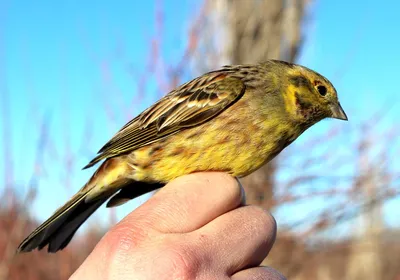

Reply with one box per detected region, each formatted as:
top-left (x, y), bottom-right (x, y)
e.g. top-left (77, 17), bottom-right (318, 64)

top-left (17, 190), bottom-right (114, 253)
top-left (17, 181), bottom-right (164, 253)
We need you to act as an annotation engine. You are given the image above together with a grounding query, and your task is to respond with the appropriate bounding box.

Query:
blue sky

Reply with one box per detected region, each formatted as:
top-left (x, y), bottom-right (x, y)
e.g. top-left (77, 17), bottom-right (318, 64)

top-left (1, 0), bottom-right (399, 234)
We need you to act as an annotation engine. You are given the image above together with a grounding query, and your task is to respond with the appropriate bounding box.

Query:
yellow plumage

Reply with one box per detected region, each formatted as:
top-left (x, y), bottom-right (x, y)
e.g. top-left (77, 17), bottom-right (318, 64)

top-left (130, 91), bottom-right (300, 182)
top-left (17, 60), bottom-right (347, 253)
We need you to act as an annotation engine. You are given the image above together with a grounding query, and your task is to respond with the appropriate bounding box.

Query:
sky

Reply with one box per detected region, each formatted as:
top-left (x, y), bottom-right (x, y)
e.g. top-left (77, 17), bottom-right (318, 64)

top-left (1, 0), bottom-right (399, 235)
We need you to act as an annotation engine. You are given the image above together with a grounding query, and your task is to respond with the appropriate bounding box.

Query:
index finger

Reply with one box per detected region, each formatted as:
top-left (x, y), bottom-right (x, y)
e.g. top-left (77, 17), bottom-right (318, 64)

top-left (120, 172), bottom-right (244, 233)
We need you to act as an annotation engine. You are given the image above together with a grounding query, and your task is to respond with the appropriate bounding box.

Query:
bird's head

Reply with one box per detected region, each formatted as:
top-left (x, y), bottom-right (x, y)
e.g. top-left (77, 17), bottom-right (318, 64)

top-left (278, 61), bottom-right (347, 126)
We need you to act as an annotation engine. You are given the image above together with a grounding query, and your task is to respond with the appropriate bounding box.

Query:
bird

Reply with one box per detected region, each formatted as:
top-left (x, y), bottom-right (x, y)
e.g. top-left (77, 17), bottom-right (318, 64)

top-left (17, 59), bottom-right (347, 253)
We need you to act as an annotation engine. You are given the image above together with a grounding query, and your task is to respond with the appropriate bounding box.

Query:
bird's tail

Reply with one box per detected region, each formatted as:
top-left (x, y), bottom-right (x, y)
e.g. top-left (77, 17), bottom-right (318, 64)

top-left (17, 156), bottom-right (164, 253)
top-left (16, 188), bottom-right (115, 253)
top-left (16, 158), bottom-right (127, 253)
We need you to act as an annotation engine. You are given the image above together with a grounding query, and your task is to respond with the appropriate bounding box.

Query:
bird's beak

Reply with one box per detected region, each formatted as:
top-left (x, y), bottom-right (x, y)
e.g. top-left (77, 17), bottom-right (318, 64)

top-left (330, 102), bottom-right (348, 121)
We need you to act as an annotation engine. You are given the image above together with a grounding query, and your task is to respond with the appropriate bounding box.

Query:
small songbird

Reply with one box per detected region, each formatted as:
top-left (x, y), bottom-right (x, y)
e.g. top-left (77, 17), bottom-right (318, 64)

top-left (17, 60), bottom-right (347, 253)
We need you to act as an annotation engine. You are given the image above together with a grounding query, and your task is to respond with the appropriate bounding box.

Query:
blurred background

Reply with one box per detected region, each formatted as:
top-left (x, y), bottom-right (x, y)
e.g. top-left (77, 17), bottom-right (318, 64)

top-left (1, 0), bottom-right (399, 279)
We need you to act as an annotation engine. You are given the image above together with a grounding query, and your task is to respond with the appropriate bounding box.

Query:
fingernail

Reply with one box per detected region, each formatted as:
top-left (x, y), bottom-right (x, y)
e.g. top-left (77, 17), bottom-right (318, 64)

top-left (236, 177), bottom-right (246, 205)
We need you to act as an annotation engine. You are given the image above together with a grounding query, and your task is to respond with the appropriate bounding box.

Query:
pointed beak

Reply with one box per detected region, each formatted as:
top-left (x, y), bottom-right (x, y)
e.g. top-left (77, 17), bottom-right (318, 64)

top-left (330, 102), bottom-right (348, 121)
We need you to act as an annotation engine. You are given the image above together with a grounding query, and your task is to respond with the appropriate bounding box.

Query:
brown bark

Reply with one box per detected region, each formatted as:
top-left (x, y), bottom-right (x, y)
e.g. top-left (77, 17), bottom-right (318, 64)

top-left (223, 0), bottom-right (309, 210)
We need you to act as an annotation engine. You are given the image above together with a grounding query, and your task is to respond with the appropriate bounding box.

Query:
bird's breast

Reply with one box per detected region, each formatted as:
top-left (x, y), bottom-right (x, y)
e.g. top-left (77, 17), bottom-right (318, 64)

top-left (127, 101), bottom-right (298, 183)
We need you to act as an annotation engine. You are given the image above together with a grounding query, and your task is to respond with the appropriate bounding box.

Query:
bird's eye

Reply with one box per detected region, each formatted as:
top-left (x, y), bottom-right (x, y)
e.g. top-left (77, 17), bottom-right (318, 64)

top-left (317, 85), bottom-right (327, 96)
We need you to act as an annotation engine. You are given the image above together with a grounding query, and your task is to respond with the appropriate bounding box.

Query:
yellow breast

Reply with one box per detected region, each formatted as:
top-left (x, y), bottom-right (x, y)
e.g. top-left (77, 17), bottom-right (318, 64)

top-left (128, 92), bottom-right (300, 183)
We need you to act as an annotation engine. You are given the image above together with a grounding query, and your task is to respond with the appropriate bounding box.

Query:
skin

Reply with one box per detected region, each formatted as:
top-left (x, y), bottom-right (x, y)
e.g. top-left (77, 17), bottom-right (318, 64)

top-left (18, 60), bottom-right (347, 253)
top-left (70, 173), bottom-right (286, 280)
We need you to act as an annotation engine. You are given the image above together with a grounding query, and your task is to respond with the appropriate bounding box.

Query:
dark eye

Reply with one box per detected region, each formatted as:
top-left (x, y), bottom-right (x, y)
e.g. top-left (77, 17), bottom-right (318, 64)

top-left (317, 85), bottom-right (327, 96)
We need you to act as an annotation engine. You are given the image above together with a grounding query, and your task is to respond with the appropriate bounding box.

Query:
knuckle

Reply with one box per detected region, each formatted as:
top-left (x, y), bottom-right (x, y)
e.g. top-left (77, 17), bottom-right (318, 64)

top-left (96, 221), bottom-right (204, 279)
top-left (157, 242), bottom-right (202, 280)
top-left (104, 221), bottom-right (150, 258)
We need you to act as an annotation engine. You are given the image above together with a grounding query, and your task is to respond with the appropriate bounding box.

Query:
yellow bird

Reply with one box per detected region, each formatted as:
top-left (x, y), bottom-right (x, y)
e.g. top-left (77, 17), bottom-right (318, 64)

top-left (18, 60), bottom-right (347, 253)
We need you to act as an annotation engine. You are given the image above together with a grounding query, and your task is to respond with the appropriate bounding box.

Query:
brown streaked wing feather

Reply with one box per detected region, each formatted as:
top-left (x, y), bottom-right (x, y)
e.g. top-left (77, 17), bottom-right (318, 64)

top-left (83, 72), bottom-right (245, 169)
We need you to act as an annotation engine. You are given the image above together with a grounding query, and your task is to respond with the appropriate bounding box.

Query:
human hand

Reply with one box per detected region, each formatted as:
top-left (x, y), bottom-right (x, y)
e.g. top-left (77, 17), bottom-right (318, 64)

top-left (70, 172), bottom-right (285, 280)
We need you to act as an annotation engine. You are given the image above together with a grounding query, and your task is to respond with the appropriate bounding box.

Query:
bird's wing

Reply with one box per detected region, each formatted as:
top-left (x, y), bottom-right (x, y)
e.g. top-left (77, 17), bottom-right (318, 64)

top-left (83, 71), bottom-right (246, 169)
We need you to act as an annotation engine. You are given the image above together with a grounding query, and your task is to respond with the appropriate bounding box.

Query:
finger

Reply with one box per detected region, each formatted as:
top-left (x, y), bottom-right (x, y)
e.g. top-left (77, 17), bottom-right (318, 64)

top-left (121, 172), bottom-right (244, 233)
top-left (195, 205), bottom-right (276, 274)
top-left (231, 266), bottom-right (286, 280)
